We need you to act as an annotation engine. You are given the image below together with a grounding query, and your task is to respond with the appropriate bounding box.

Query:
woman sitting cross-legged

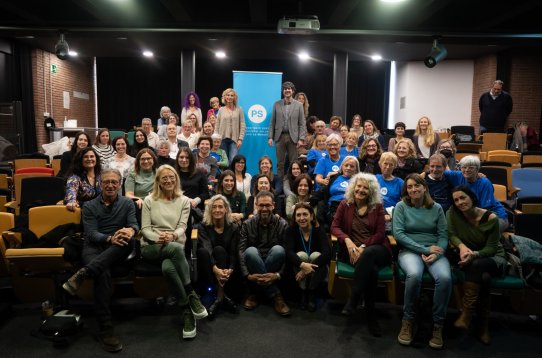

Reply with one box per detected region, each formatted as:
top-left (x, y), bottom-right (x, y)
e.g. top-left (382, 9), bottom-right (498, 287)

top-left (393, 173), bottom-right (451, 350)
top-left (197, 194), bottom-right (240, 320)
top-left (285, 202), bottom-right (330, 311)
top-left (447, 185), bottom-right (507, 344)
top-left (140, 165), bottom-right (207, 340)
top-left (330, 172), bottom-right (391, 336)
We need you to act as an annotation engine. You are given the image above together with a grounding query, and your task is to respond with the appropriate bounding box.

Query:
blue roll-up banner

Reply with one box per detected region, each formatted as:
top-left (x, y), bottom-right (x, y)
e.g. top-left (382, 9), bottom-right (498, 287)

top-left (234, 71), bottom-right (282, 176)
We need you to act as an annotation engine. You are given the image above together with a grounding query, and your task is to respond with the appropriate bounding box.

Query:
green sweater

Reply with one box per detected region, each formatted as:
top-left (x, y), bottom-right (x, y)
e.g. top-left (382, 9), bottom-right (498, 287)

top-left (446, 207), bottom-right (505, 258)
top-left (392, 201), bottom-right (448, 255)
top-left (124, 169), bottom-right (155, 199)
top-left (140, 195), bottom-right (190, 247)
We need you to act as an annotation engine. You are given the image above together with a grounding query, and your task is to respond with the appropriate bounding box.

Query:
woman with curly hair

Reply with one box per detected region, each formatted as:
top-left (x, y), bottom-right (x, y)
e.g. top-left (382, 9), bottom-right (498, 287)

top-left (64, 147), bottom-right (102, 211)
top-left (180, 91), bottom-right (203, 129)
top-left (331, 172), bottom-right (391, 336)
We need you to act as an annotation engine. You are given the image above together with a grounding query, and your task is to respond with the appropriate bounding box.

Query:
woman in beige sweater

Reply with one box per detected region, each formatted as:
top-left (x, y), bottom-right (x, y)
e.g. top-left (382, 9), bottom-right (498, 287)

top-left (140, 165), bottom-right (207, 339)
top-left (215, 88), bottom-right (246, 163)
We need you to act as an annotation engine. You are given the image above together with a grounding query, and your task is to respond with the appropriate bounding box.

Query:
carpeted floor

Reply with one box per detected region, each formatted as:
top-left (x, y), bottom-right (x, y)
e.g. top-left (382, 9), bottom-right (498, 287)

top-left (0, 295), bottom-right (540, 358)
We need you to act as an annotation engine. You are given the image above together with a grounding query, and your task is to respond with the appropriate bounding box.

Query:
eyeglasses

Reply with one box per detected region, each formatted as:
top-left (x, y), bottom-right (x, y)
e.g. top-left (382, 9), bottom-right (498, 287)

top-left (140, 157), bottom-right (153, 162)
top-left (101, 180), bottom-right (120, 186)
top-left (256, 203), bottom-right (273, 209)
top-left (461, 166), bottom-right (477, 171)
top-left (160, 176), bottom-right (176, 182)
top-left (366, 145), bottom-right (377, 148)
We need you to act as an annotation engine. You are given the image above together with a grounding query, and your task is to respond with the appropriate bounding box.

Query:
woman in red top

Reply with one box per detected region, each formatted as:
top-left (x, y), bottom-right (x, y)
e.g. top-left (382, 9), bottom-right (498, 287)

top-left (331, 172), bottom-right (391, 337)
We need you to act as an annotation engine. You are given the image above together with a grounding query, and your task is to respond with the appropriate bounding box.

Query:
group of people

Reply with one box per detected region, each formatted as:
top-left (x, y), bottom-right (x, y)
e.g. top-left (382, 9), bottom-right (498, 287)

top-left (53, 80), bottom-right (516, 353)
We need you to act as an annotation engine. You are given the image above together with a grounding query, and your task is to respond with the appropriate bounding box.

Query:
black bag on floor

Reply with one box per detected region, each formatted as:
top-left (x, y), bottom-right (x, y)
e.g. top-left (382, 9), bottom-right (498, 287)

top-left (33, 311), bottom-right (83, 347)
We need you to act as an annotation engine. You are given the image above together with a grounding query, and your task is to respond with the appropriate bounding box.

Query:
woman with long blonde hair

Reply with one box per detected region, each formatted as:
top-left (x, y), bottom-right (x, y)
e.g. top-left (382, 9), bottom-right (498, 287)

top-left (413, 116), bottom-right (440, 159)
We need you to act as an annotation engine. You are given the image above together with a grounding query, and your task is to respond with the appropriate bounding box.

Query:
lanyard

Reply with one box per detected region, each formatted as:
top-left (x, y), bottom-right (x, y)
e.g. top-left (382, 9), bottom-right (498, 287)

top-left (299, 226), bottom-right (312, 255)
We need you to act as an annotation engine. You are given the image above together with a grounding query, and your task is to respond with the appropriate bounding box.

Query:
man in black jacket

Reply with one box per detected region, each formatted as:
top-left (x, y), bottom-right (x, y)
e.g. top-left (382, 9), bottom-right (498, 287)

top-left (238, 191), bottom-right (290, 316)
top-left (479, 80), bottom-right (513, 134)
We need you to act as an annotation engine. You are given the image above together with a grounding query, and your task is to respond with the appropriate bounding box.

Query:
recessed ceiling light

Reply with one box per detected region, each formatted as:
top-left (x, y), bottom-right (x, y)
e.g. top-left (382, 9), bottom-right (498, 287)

top-left (380, 0), bottom-right (407, 3)
top-left (16, 35), bottom-right (34, 39)
top-left (116, 37), bottom-right (128, 40)
top-left (143, 50), bottom-right (153, 57)
top-left (68, 51), bottom-right (78, 57)
top-left (208, 38), bottom-right (218, 41)
top-left (371, 54), bottom-right (382, 61)
top-left (215, 51), bottom-right (226, 58)
top-left (298, 52), bottom-right (310, 61)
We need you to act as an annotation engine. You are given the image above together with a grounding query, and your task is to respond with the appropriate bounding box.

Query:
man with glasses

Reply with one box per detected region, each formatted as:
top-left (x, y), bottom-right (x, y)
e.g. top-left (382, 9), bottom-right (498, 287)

top-left (62, 168), bottom-right (139, 352)
top-left (238, 191), bottom-right (290, 316)
top-left (268, 81), bottom-right (306, 179)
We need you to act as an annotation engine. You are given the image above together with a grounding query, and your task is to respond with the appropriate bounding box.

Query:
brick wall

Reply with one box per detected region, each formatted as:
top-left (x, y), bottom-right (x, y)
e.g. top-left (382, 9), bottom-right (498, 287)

top-left (471, 54), bottom-right (498, 134)
top-left (32, 49), bottom-right (95, 150)
top-left (508, 55), bottom-right (542, 132)
top-left (471, 52), bottom-right (542, 136)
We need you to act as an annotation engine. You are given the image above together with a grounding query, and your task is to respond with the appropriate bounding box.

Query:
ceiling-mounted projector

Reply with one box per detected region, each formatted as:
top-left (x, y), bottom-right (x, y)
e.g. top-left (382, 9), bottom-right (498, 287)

top-left (277, 15), bottom-right (320, 35)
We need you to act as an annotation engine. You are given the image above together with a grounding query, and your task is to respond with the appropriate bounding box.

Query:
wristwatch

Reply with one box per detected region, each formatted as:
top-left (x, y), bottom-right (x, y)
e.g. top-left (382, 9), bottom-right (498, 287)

top-left (361, 244), bottom-right (367, 248)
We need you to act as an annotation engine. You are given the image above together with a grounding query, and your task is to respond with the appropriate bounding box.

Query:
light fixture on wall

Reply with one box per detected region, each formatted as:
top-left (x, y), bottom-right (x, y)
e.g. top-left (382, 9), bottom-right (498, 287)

top-left (55, 32), bottom-right (70, 60)
top-left (424, 38), bottom-right (447, 68)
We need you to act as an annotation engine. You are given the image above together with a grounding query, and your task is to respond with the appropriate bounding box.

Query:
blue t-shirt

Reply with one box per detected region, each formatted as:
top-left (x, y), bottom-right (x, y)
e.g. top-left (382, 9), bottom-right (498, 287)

top-left (444, 170), bottom-right (507, 219)
top-left (328, 175), bottom-right (350, 207)
top-left (306, 148), bottom-right (327, 174)
top-left (376, 175), bottom-right (404, 208)
top-left (314, 155), bottom-right (345, 191)
top-left (340, 146), bottom-right (359, 158)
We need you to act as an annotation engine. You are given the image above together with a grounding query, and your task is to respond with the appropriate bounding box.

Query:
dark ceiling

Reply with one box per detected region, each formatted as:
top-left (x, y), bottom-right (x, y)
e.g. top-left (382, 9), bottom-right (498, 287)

top-left (1, 0), bottom-right (541, 61)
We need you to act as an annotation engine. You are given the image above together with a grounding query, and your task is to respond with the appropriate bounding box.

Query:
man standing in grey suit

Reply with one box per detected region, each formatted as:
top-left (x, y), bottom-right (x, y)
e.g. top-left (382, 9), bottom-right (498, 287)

top-left (268, 81), bottom-right (306, 179)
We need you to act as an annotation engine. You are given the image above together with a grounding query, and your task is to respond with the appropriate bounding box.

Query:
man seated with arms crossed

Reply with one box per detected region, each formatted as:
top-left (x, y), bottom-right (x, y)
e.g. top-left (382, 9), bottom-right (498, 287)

top-left (238, 190), bottom-right (291, 316)
top-left (62, 168), bottom-right (139, 353)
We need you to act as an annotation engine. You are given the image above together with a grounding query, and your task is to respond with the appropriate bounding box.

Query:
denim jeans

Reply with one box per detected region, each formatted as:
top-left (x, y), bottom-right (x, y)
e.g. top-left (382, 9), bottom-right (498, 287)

top-left (243, 245), bottom-right (285, 298)
top-left (398, 250), bottom-right (452, 324)
top-left (221, 138), bottom-right (238, 164)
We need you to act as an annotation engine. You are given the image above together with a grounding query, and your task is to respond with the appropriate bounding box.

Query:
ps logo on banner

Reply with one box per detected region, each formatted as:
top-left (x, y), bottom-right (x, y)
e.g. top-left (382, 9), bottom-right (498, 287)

top-left (248, 104), bottom-right (267, 124)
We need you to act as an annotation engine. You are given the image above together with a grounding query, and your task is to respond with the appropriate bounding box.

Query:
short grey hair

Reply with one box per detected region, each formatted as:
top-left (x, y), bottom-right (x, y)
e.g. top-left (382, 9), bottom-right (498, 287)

top-left (142, 117), bottom-right (152, 124)
top-left (211, 133), bottom-right (222, 141)
top-left (459, 155), bottom-right (481, 170)
top-left (160, 106), bottom-right (171, 116)
top-left (344, 172), bottom-right (382, 208)
top-left (326, 133), bottom-right (343, 146)
top-left (157, 139), bottom-right (171, 150)
top-left (101, 168), bottom-right (122, 181)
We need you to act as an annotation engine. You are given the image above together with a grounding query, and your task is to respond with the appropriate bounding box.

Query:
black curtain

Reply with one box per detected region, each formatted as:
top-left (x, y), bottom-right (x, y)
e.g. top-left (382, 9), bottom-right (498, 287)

top-left (11, 42), bottom-right (37, 153)
top-left (346, 60), bottom-right (390, 130)
top-left (95, 56), bottom-right (389, 131)
top-left (96, 57), bottom-right (182, 130)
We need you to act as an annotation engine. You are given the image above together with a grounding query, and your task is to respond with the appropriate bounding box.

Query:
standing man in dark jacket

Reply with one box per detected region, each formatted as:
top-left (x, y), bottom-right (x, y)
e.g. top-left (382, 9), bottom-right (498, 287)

top-left (268, 81), bottom-right (306, 179)
top-left (238, 191), bottom-right (290, 316)
top-left (479, 80), bottom-right (513, 134)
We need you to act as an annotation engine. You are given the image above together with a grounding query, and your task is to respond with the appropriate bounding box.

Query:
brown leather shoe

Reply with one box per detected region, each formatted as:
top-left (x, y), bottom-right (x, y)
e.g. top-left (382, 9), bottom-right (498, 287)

top-left (243, 294), bottom-right (258, 310)
top-left (273, 293), bottom-right (291, 316)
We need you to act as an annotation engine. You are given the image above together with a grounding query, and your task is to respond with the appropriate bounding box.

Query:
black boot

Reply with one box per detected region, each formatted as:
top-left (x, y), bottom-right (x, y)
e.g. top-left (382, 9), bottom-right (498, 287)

top-left (307, 290), bottom-right (317, 312)
top-left (366, 309), bottom-right (382, 337)
top-left (222, 295), bottom-right (239, 314)
top-left (208, 298), bottom-right (221, 320)
top-left (299, 290), bottom-right (308, 310)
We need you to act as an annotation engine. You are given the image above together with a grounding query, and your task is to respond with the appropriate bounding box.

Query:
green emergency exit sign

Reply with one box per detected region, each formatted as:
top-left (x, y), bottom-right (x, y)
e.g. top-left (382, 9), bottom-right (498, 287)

top-left (50, 64), bottom-right (57, 73)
